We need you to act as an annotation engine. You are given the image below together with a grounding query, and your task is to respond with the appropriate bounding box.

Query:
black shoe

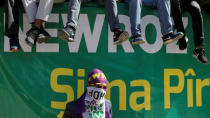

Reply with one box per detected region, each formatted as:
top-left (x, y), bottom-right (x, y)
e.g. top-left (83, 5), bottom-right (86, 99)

top-left (10, 38), bottom-right (20, 52)
top-left (132, 35), bottom-right (145, 45)
top-left (25, 26), bottom-right (40, 46)
top-left (58, 26), bottom-right (75, 42)
top-left (113, 30), bottom-right (129, 45)
top-left (192, 48), bottom-right (209, 64)
top-left (37, 26), bottom-right (51, 43)
top-left (162, 32), bottom-right (184, 45)
top-left (178, 36), bottom-right (188, 50)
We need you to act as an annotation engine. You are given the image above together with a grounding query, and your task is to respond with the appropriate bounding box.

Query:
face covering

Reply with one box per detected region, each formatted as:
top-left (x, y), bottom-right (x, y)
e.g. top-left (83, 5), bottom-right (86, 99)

top-left (83, 87), bottom-right (106, 118)
top-left (85, 87), bottom-right (106, 106)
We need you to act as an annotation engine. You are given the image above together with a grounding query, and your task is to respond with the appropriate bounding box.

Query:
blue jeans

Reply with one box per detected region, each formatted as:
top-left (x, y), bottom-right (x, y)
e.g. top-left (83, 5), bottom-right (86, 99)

top-left (67, 0), bottom-right (121, 31)
top-left (125, 0), bottom-right (173, 37)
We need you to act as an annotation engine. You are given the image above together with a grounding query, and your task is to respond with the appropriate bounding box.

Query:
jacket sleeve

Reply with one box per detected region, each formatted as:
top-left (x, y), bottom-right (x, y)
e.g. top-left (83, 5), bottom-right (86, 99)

top-left (105, 99), bottom-right (112, 116)
top-left (63, 103), bottom-right (73, 118)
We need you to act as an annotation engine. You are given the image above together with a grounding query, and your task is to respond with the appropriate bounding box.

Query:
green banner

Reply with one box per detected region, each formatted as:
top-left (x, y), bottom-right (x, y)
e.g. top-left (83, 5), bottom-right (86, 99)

top-left (0, 3), bottom-right (210, 118)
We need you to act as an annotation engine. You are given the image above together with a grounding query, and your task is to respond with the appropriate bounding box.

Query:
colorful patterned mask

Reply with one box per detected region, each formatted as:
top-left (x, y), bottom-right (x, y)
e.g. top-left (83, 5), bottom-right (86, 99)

top-left (87, 69), bottom-right (107, 91)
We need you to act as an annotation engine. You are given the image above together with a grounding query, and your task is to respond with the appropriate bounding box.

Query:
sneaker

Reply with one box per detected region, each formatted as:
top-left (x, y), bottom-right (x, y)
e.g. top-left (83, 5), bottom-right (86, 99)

top-left (178, 36), bottom-right (188, 50)
top-left (10, 38), bottom-right (20, 52)
top-left (192, 48), bottom-right (209, 64)
top-left (25, 26), bottom-right (40, 46)
top-left (37, 26), bottom-right (51, 44)
top-left (58, 26), bottom-right (75, 42)
top-left (113, 30), bottom-right (129, 45)
top-left (132, 35), bottom-right (145, 45)
top-left (162, 32), bottom-right (184, 45)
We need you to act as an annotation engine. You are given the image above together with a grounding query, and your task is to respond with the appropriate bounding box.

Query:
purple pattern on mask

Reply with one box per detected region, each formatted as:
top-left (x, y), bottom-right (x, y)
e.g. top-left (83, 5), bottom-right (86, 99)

top-left (87, 69), bottom-right (107, 90)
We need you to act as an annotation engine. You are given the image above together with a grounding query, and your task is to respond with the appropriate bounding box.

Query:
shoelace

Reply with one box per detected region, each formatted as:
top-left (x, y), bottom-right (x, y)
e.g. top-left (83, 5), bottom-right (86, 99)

top-left (200, 48), bottom-right (205, 56)
top-left (195, 48), bottom-right (205, 56)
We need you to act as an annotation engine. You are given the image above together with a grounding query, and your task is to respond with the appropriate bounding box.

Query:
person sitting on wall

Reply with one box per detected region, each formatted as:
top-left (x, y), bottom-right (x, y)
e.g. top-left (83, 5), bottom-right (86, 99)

top-left (4, 0), bottom-right (22, 51)
top-left (123, 0), bottom-right (184, 45)
top-left (58, 0), bottom-right (129, 45)
top-left (21, 0), bottom-right (54, 46)
top-left (170, 0), bottom-right (209, 64)
top-left (63, 68), bottom-right (112, 118)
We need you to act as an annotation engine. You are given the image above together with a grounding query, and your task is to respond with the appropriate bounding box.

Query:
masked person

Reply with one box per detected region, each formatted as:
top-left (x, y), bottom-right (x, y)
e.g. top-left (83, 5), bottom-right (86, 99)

top-left (170, 0), bottom-right (209, 64)
top-left (124, 0), bottom-right (184, 45)
top-left (5, 0), bottom-right (21, 51)
top-left (21, 0), bottom-right (54, 46)
top-left (63, 69), bottom-right (112, 118)
top-left (58, 0), bottom-right (129, 45)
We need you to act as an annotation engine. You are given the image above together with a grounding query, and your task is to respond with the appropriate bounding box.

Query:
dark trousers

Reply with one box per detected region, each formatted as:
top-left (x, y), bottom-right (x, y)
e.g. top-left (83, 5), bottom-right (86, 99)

top-left (170, 0), bottom-right (204, 47)
top-left (5, 0), bottom-right (20, 38)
